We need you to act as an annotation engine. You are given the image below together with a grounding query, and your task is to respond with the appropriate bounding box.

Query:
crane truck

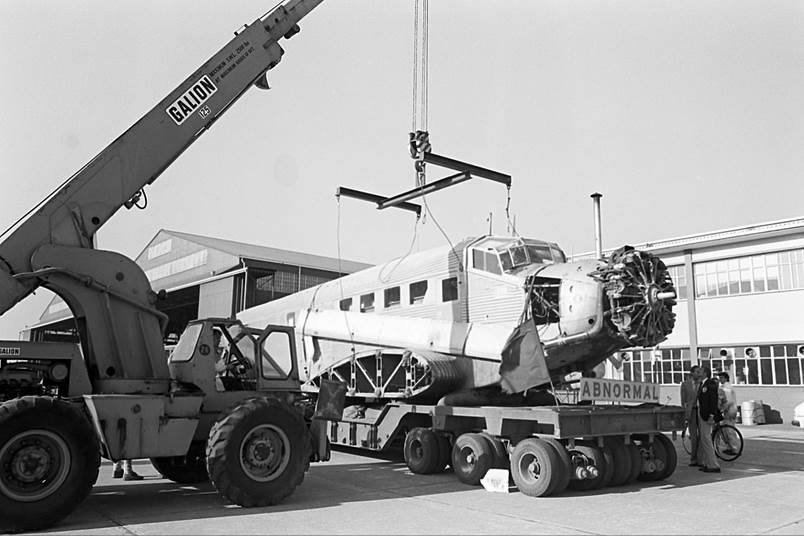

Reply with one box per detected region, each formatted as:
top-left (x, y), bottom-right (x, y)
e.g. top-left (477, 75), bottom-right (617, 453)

top-left (0, 1), bottom-right (343, 532)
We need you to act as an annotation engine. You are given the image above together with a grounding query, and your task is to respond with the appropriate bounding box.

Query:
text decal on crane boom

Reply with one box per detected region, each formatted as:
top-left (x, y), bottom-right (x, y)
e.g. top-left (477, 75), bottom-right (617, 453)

top-left (166, 76), bottom-right (217, 125)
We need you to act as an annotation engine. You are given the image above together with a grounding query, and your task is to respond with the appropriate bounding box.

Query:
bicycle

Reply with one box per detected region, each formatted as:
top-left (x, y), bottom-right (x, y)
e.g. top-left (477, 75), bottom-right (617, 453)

top-left (681, 420), bottom-right (744, 462)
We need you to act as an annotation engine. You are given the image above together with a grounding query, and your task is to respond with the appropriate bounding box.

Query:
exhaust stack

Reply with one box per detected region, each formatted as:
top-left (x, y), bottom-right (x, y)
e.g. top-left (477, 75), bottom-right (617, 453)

top-left (591, 192), bottom-right (603, 260)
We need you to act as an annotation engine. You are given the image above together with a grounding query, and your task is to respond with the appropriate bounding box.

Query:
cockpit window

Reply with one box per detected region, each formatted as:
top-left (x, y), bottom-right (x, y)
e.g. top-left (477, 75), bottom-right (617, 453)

top-left (526, 245), bottom-right (553, 265)
top-left (511, 246), bottom-right (528, 266)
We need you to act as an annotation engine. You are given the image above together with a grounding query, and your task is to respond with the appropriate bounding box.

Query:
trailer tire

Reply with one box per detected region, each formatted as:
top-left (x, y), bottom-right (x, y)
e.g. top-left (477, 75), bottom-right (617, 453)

top-left (434, 431), bottom-right (451, 472)
top-left (653, 433), bottom-right (677, 480)
top-left (624, 442), bottom-right (642, 484)
top-left (451, 433), bottom-right (494, 486)
top-left (603, 437), bottom-right (631, 487)
top-left (206, 397), bottom-right (311, 507)
top-left (404, 427), bottom-right (442, 474)
top-left (510, 438), bottom-right (559, 497)
top-left (635, 434), bottom-right (673, 482)
top-left (479, 432), bottom-right (509, 469)
top-left (567, 442), bottom-right (607, 491)
top-left (0, 396), bottom-right (100, 533)
top-left (541, 438), bottom-right (571, 495)
top-left (150, 441), bottom-right (208, 484)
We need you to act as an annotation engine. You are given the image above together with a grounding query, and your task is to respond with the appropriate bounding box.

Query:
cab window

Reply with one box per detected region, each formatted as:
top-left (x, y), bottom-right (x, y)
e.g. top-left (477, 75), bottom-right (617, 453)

top-left (261, 330), bottom-right (293, 379)
top-left (169, 324), bottom-right (202, 363)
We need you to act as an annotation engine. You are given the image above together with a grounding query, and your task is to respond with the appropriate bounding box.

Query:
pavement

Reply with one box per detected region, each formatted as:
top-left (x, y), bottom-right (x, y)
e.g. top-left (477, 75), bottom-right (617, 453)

top-left (36, 423), bottom-right (804, 535)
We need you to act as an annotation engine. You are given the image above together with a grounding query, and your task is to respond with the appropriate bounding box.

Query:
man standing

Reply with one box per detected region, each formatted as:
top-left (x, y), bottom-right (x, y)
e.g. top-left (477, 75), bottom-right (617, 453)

top-left (697, 366), bottom-right (722, 473)
top-left (680, 365), bottom-right (702, 466)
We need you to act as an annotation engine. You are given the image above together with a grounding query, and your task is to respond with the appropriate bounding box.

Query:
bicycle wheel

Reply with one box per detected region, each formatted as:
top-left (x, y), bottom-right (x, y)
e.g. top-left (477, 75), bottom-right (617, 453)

top-left (681, 425), bottom-right (692, 456)
top-left (713, 424), bottom-right (743, 461)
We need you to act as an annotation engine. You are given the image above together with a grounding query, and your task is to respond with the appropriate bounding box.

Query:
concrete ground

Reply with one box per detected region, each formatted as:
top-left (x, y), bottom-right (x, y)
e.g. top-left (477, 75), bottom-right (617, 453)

top-left (38, 423), bottom-right (804, 535)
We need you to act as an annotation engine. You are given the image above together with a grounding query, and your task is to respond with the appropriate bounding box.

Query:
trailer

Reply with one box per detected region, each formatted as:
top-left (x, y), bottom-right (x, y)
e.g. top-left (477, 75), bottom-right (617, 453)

top-left (327, 396), bottom-right (685, 496)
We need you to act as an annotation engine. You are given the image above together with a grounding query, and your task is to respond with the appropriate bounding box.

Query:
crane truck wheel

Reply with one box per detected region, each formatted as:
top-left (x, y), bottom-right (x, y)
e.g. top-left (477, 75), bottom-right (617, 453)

top-left (451, 433), bottom-right (495, 486)
top-left (567, 442), bottom-right (607, 491)
top-left (509, 437), bottom-right (560, 497)
top-left (404, 427), bottom-right (442, 474)
top-left (602, 437), bottom-right (632, 487)
top-left (150, 441), bottom-right (208, 484)
top-left (0, 396), bottom-right (100, 533)
top-left (540, 437), bottom-right (571, 495)
top-left (206, 397), bottom-right (311, 508)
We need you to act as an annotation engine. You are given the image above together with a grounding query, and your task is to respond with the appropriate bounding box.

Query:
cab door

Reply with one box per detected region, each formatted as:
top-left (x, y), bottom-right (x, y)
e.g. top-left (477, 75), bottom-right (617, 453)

top-left (255, 325), bottom-right (301, 392)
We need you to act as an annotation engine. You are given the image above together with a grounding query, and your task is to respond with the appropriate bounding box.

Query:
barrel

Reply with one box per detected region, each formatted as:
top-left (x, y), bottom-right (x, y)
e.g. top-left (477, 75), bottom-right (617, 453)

top-left (741, 400), bottom-right (765, 425)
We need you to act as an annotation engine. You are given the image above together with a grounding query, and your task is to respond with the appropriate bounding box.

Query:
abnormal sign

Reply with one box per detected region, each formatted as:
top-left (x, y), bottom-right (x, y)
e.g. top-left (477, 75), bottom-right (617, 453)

top-left (166, 76), bottom-right (217, 125)
top-left (579, 378), bottom-right (661, 403)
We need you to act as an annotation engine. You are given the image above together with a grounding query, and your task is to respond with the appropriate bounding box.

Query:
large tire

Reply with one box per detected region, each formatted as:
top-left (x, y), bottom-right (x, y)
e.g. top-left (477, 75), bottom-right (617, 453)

top-left (150, 441), bottom-right (208, 484)
top-left (603, 437), bottom-right (632, 487)
top-left (635, 434), bottom-right (672, 482)
top-left (404, 427), bottom-right (442, 474)
top-left (510, 438), bottom-right (560, 497)
top-left (434, 431), bottom-right (451, 472)
top-left (0, 396), bottom-right (100, 533)
top-left (567, 442), bottom-right (607, 491)
top-left (624, 442), bottom-right (642, 484)
top-left (206, 397), bottom-right (311, 507)
top-left (451, 433), bottom-right (495, 486)
top-left (541, 438), bottom-right (571, 495)
top-left (479, 432), bottom-right (509, 469)
top-left (653, 433), bottom-right (677, 480)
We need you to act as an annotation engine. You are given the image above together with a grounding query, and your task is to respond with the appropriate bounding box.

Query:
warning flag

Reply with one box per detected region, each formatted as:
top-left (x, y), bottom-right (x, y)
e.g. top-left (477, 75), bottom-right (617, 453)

top-left (499, 317), bottom-right (550, 394)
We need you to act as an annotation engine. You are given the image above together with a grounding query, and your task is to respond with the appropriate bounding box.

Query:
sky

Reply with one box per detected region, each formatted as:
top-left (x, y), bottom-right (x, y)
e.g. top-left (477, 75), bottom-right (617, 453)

top-left (1, 0), bottom-right (802, 338)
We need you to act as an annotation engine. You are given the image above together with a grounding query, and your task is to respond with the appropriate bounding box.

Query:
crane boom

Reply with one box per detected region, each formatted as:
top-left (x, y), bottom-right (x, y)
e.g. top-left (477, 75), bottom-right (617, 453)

top-left (0, 0), bottom-right (322, 316)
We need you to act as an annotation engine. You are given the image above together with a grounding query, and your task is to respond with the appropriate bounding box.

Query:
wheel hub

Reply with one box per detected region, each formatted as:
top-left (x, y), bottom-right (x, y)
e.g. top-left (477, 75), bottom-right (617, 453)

top-left (239, 424), bottom-right (291, 482)
top-left (0, 429), bottom-right (71, 502)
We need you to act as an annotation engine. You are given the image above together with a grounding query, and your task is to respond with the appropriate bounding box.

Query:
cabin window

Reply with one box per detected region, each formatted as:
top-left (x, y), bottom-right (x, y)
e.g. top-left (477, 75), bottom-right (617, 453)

top-left (442, 277), bottom-right (458, 302)
top-left (360, 293), bottom-right (375, 312)
top-left (472, 249), bottom-right (502, 275)
top-left (384, 287), bottom-right (401, 307)
top-left (339, 297), bottom-right (352, 311)
top-left (409, 280), bottom-right (428, 304)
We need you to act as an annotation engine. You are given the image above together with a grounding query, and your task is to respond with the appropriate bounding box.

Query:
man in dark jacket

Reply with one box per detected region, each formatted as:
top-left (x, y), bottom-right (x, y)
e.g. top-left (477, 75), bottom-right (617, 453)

top-left (697, 366), bottom-right (722, 473)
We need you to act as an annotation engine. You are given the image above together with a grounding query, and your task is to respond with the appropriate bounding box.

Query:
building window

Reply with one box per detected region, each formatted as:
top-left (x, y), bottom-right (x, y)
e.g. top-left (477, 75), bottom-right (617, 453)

top-left (360, 293), bottom-right (375, 312)
top-left (409, 280), bottom-right (427, 304)
top-left (700, 344), bottom-right (804, 386)
top-left (621, 348), bottom-right (691, 385)
top-left (666, 265), bottom-right (687, 300)
top-left (693, 248), bottom-right (804, 298)
top-left (339, 297), bottom-right (352, 311)
top-left (384, 287), bottom-right (400, 308)
top-left (442, 277), bottom-right (458, 302)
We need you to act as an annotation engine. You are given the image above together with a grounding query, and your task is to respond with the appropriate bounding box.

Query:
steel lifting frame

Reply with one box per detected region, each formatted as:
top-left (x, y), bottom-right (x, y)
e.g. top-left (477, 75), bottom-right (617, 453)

top-left (335, 152), bottom-right (512, 216)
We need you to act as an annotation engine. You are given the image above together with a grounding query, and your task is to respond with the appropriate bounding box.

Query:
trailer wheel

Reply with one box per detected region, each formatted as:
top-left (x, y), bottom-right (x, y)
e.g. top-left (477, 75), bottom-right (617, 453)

top-left (434, 431), bottom-right (451, 472)
top-left (567, 442), bottom-right (607, 491)
top-left (150, 441), bottom-right (208, 484)
top-left (624, 442), bottom-right (642, 484)
top-left (479, 432), bottom-right (509, 469)
top-left (603, 437), bottom-right (632, 487)
top-left (510, 438), bottom-right (560, 497)
top-left (404, 427), bottom-right (442, 474)
top-left (635, 434), bottom-right (673, 482)
top-left (541, 438), bottom-right (571, 495)
top-left (0, 396), bottom-right (100, 533)
top-left (598, 444), bottom-right (615, 487)
top-left (451, 433), bottom-right (495, 485)
top-left (206, 397), bottom-right (311, 507)
top-left (652, 433), bottom-right (677, 480)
